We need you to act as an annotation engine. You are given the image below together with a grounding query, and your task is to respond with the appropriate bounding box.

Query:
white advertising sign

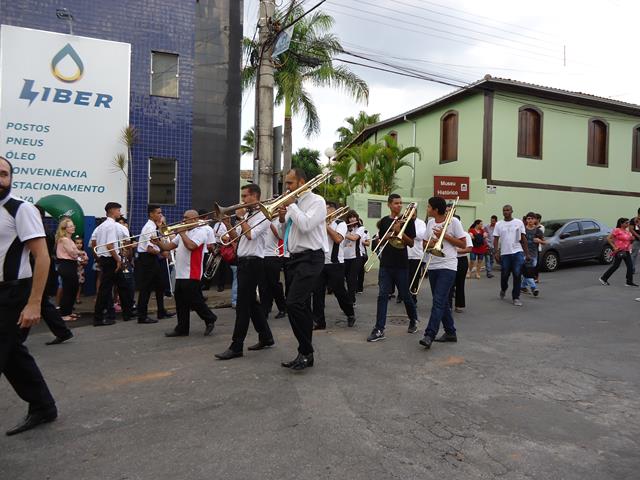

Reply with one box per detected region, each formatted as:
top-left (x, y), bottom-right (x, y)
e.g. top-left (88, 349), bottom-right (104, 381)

top-left (0, 25), bottom-right (131, 216)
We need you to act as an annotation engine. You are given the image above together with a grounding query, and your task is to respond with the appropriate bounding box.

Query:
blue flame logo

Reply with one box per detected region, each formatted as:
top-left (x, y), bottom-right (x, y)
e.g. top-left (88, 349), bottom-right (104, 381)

top-left (51, 44), bottom-right (84, 83)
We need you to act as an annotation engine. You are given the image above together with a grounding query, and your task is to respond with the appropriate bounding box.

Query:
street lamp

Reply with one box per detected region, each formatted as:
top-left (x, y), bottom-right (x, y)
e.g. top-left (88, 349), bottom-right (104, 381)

top-left (56, 8), bottom-right (74, 35)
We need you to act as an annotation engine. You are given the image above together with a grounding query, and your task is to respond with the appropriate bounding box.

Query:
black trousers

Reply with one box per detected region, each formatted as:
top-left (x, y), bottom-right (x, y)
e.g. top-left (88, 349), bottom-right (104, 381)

top-left (408, 259), bottom-right (424, 303)
top-left (357, 255), bottom-right (366, 292)
top-left (344, 257), bottom-right (363, 305)
top-left (57, 260), bottom-right (79, 316)
top-left (136, 253), bottom-right (166, 319)
top-left (312, 263), bottom-right (355, 328)
top-left (449, 256), bottom-right (469, 309)
top-left (231, 257), bottom-right (273, 352)
top-left (602, 251), bottom-right (633, 284)
top-left (0, 281), bottom-right (56, 415)
top-left (174, 279), bottom-right (217, 334)
top-left (94, 257), bottom-right (134, 319)
top-left (259, 256), bottom-right (286, 316)
top-left (42, 297), bottom-right (72, 339)
top-left (286, 250), bottom-right (325, 355)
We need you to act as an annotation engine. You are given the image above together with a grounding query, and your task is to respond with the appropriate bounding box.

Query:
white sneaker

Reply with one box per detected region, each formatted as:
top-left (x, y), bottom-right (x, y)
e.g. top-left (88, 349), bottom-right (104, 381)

top-left (513, 299), bottom-right (523, 307)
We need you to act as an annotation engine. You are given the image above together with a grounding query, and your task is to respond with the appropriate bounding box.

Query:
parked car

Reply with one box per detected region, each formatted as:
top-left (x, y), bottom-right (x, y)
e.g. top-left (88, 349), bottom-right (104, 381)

top-left (539, 219), bottom-right (614, 272)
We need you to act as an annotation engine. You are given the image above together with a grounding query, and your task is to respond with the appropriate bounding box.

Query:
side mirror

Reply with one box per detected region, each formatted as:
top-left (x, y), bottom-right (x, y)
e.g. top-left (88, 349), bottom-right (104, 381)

top-left (559, 232), bottom-right (571, 239)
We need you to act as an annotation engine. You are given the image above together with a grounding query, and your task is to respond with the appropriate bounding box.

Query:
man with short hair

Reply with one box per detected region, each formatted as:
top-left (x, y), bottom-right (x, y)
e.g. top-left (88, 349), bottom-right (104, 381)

top-left (154, 210), bottom-right (217, 336)
top-left (0, 156), bottom-right (58, 435)
top-left (493, 205), bottom-right (530, 307)
top-left (216, 184), bottom-right (274, 360)
top-left (93, 202), bottom-right (134, 325)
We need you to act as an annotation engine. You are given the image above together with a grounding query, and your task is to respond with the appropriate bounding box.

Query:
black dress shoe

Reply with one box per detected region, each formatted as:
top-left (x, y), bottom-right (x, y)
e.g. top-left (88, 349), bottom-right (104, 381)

top-left (215, 349), bottom-right (243, 360)
top-left (157, 311), bottom-right (176, 319)
top-left (281, 353), bottom-right (314, 369)
top-left (204, 323), bottom-right (215, 336)
top-left (313, 323), bottom-right (326, 331)
top-left (248, 339), bottom-right (275, 351)
top-left (275, 311), bottom-right (287, 319)
top-left (93, 319), bottom-right (116, 327)
top-left (137, 317), bottom-right (158, 324)
top-left (434, 332), bottom-right (458, 342)
top-left (6, 410), bottom-right (57, 436)
top-left (419, 335), bottom-right (433, 349)
top-left (45, 332), bottom-right (73, 345)
top-left (347, 316), bottom-right (356, 327)
top-left (165, 330), bottom-right (188, 337)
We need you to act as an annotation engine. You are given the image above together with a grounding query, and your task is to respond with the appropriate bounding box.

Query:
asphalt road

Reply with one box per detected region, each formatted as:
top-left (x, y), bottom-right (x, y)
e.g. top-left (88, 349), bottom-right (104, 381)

top-left (1, 261), bottom-right (639, 480)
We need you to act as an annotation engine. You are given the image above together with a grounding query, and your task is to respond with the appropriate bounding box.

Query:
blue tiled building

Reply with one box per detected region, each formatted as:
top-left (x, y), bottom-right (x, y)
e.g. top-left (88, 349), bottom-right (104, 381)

top-left (1, 0), bottom-right (242, 232)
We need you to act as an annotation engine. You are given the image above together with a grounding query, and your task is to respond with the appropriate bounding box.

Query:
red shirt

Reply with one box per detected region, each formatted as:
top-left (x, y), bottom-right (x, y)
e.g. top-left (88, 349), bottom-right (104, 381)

top-left (469, 227), bottom-right (489, 254)
top-left (611, 228), bottom-right (633, 253)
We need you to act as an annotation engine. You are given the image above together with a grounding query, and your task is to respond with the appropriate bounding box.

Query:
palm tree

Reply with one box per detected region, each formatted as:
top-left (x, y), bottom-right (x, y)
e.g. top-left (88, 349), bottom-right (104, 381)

top-left (240, 127), bottom-right (255, 155)
top-left (341, 141), bottom-right (380, 192)
top-left (370, 134), bottom-right (421, 195)
top-left (333, 111), bottom-right (381, 152)
top-left (112, 125), bottom-right (139, 217)
top-left (242, 6), bottom-right (369, 175)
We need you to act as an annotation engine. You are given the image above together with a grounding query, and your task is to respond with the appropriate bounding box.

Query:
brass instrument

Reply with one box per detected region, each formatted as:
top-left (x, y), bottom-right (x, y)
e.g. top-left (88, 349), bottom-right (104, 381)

top-left (387, 202), bottom-right (417, 249)
top-left (217, 197), bottom-right (280, 246)
top-left (409, 232), bottom-right (434, 295)
top-left (325, 205), bottom-right (349, 224)
top-left (203, 251), bottom-right (223, 280)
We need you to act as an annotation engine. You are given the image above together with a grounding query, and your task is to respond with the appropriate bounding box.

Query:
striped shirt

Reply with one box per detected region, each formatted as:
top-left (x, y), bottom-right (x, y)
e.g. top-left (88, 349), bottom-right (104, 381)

top-left (171, 227), bottom-right (208, 280)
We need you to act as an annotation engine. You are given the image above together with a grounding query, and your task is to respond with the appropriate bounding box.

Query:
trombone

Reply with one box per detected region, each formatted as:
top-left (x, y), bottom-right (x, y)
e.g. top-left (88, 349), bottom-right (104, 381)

top-left (325, 205), bottom-right (349, 224)
top-left (410, 197), bottom-right (459, 295)
top-left (363, 202), bottom-right (417, 272)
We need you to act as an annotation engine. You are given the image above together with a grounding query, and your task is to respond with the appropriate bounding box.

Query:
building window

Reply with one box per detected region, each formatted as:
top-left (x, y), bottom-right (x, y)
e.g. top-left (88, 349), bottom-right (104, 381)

top-left (633, 125), bottom-right (640, 172)
top-left (440, 110), bottom-right (458, 163)
top-left (587, 118), bottom-right (608, 167)
top-left (517, 106), bottom-right (542, 159)
top-left (149, 158), bottom-right (177, 205)
top-left (151, 52), bottom-right (179, 98)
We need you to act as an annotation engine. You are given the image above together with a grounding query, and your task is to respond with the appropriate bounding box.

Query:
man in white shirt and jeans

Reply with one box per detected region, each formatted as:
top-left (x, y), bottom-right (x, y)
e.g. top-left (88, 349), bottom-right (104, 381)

top-left (493, 204), bottom-right (530, 306)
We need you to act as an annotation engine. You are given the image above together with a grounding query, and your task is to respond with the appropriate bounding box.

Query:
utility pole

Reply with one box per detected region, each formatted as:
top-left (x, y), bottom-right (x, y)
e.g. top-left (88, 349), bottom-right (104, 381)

top-left (254, 0), bottom-right (276, 198)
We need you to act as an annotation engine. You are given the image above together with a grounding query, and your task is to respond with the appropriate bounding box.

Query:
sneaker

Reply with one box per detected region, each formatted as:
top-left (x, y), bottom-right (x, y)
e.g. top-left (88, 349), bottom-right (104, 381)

top-left (407, 320), bottom-right (418, 334)
top-left (366, 329), bottom-right (385, 342)
top-left (625, 282), bottom-right (639, 287)
top-left (532, 289), bottom-right (540, 297)
top-left (499, 290), bottom-right (506, 299)
top-left (635, 298), bottom-right (640, 302)
top-left (513, 299), bottom-right (523, 307)
top-left (599, 278), bottom-right (610, 286)
top-left (521, 288), bottom-right (530, 295)
top-left (487, 273), bottom-right (494, 278)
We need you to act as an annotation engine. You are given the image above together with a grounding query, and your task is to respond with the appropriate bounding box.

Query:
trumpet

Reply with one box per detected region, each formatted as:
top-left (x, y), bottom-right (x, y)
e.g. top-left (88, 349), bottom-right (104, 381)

top-left (364, 202), bottom-right (417, 272)
top-left (325, 205), bottom-right (349, 224)
top-left (387, 202), bottom-right (417, 249)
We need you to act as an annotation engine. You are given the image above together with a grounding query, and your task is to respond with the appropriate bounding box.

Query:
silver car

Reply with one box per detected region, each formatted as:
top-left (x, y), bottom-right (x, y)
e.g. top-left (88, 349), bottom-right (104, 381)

top-left (540, 219), bottom-right (614, 272)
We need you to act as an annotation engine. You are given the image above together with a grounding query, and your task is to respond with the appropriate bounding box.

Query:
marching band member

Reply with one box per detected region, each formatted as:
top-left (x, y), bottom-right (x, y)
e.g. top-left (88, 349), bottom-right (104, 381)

top-left (356, 226), bottom-right (370, 294)
top-left (343, 210), bottom-right (365, 308)
top-left (215, 184), bottom-right (274, 360)
top-left (278, 168), bottom-right (326, 370)
top-left (311, 201), bottom-right (356, 330)
top-left (407, 209), bottom-right (428, 305)
top-left (153, 210), bottom-right (217, 337)
top-left (259, 216), bottom-right (287, 320)
top-left (367, 194), bottom-right (419, 342)
top-left (419, 197), bottom-right (467, 350)
top-left (92, 202), bottom-right (134, 326)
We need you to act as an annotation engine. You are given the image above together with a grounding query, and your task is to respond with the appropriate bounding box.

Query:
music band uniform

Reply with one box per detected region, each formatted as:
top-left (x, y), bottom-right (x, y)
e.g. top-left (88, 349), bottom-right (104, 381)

top-left (136, 217), bottom-right (167, 323)
top-left (259, 219), bottom-right (287, 319)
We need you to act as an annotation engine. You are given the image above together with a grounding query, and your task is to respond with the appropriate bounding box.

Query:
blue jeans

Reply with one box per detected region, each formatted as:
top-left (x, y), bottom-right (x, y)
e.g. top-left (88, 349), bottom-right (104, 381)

top-left (500, 252), bottom-right (525, 300)
top-left (521, 256), bottom-right (538, 290)
top-left (375, 266), bottom-right (418, 331)
top-left (486, 249), bottom-right (494, 275)
top-left (425, 269), bottom-right (457, 338)
top-left (231, 265), bottom-right (238, 306)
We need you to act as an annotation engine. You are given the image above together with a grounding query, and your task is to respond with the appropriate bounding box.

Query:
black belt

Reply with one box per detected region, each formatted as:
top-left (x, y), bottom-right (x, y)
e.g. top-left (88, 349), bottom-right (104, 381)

top-left (0, 278), bottom-right (31, 290)
top-left (290, 249), bottom-right (323, 259)
top-left (238, 256), bottom-right (261, 262)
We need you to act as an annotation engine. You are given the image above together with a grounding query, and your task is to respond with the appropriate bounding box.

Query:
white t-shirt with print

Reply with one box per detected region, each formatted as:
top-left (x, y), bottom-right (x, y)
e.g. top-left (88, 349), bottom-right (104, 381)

top-left (494, 219), bottom-right (526, 255)
top-left (425, 217), bottom-right (466, 271)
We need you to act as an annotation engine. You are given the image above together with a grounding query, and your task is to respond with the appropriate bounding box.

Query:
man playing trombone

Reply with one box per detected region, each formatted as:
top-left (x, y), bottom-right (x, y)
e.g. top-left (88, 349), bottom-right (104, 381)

top-left (215, 184), bottom-right (275, 360)
top-left (311, 201), bottom-right (356, 330)
top-left (367, 194), bottom-right (419, 342)
top-left (419, 197), bottom-right (467, 350)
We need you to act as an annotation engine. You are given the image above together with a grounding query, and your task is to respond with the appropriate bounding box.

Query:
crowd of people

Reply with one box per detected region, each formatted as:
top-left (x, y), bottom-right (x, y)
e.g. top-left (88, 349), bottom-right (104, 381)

top-left (3, 155), bottom-right (639, 436)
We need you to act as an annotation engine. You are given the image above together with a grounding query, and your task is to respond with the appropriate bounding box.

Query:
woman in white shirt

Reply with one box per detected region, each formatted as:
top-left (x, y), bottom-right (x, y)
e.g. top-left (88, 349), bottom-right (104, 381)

top-left (343, 211), bottom-right (365, 306)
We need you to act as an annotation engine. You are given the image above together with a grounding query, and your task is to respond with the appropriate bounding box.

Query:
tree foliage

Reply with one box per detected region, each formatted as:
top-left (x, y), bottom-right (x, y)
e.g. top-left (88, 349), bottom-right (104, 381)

top-left (333, 111), bottom-right (381, 152)
top-left (291, 147), bottom-right (322, 180)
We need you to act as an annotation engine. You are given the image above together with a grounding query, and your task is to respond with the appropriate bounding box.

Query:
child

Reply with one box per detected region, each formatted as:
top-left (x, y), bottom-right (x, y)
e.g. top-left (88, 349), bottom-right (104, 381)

top-left (73, 235), bottom-right (88, 304)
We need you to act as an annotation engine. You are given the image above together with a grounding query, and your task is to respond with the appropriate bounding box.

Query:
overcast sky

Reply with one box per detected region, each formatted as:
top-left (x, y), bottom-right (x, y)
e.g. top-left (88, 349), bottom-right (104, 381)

top-left (240, 0), bottom-right (639, 168)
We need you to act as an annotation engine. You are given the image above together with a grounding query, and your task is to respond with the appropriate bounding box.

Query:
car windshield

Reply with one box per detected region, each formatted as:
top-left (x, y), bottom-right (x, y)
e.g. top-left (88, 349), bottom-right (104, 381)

top-left (544, 222), bottom-right (565, 237)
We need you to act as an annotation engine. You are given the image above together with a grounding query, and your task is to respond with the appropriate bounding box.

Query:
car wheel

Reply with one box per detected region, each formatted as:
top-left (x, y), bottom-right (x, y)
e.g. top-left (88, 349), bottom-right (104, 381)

top-left (542, 251), bottom-right (559, 272)
top-left (599, 245), bottom-right (614, 265)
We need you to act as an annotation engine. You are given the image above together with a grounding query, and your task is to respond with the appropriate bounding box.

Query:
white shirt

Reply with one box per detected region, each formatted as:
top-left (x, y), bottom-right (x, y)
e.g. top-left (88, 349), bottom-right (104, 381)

top-left (94, 217), bottom-right (120, 258)
top-left (325, 220), bottom-right (348, 264)
top-left (494, 219), bottom-right (526, 255)
top-left (425, 217), bottom-right (466, 271)
top-left (0, 195), bottom-right (45, 282)
top-left (236, 211), bottom-right (269, 258)
top-left (171, 228), bottom-right (208, 280)
top-left (457, 232), bottom-right (473, 258)
top-left (360, 230), bottom-right (370, 256)
top-left (137, 219), bottom-right (160, 254)
top-left (343, 225), bottom-right (364, 261)
top-left (212, 222), bottom-right (228, 244)
top-left (263, 220), bottom-right (282, 258)
top-left (408, 218), bottom-right (427, 260)
top-left (202, 224), bottom-right (215, 246)
top-left (280, 191), bottom-right (327, 254)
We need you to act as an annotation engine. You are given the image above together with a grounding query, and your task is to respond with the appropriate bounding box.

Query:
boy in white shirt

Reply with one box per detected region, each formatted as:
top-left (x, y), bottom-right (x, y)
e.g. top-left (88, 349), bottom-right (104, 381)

top-left (493, 205), bottom-right (530, 306)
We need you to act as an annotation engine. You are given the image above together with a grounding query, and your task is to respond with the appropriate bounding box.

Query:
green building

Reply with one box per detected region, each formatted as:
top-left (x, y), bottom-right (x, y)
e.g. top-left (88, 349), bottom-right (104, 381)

top-left (349, 75), bottom-right (640, 231)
